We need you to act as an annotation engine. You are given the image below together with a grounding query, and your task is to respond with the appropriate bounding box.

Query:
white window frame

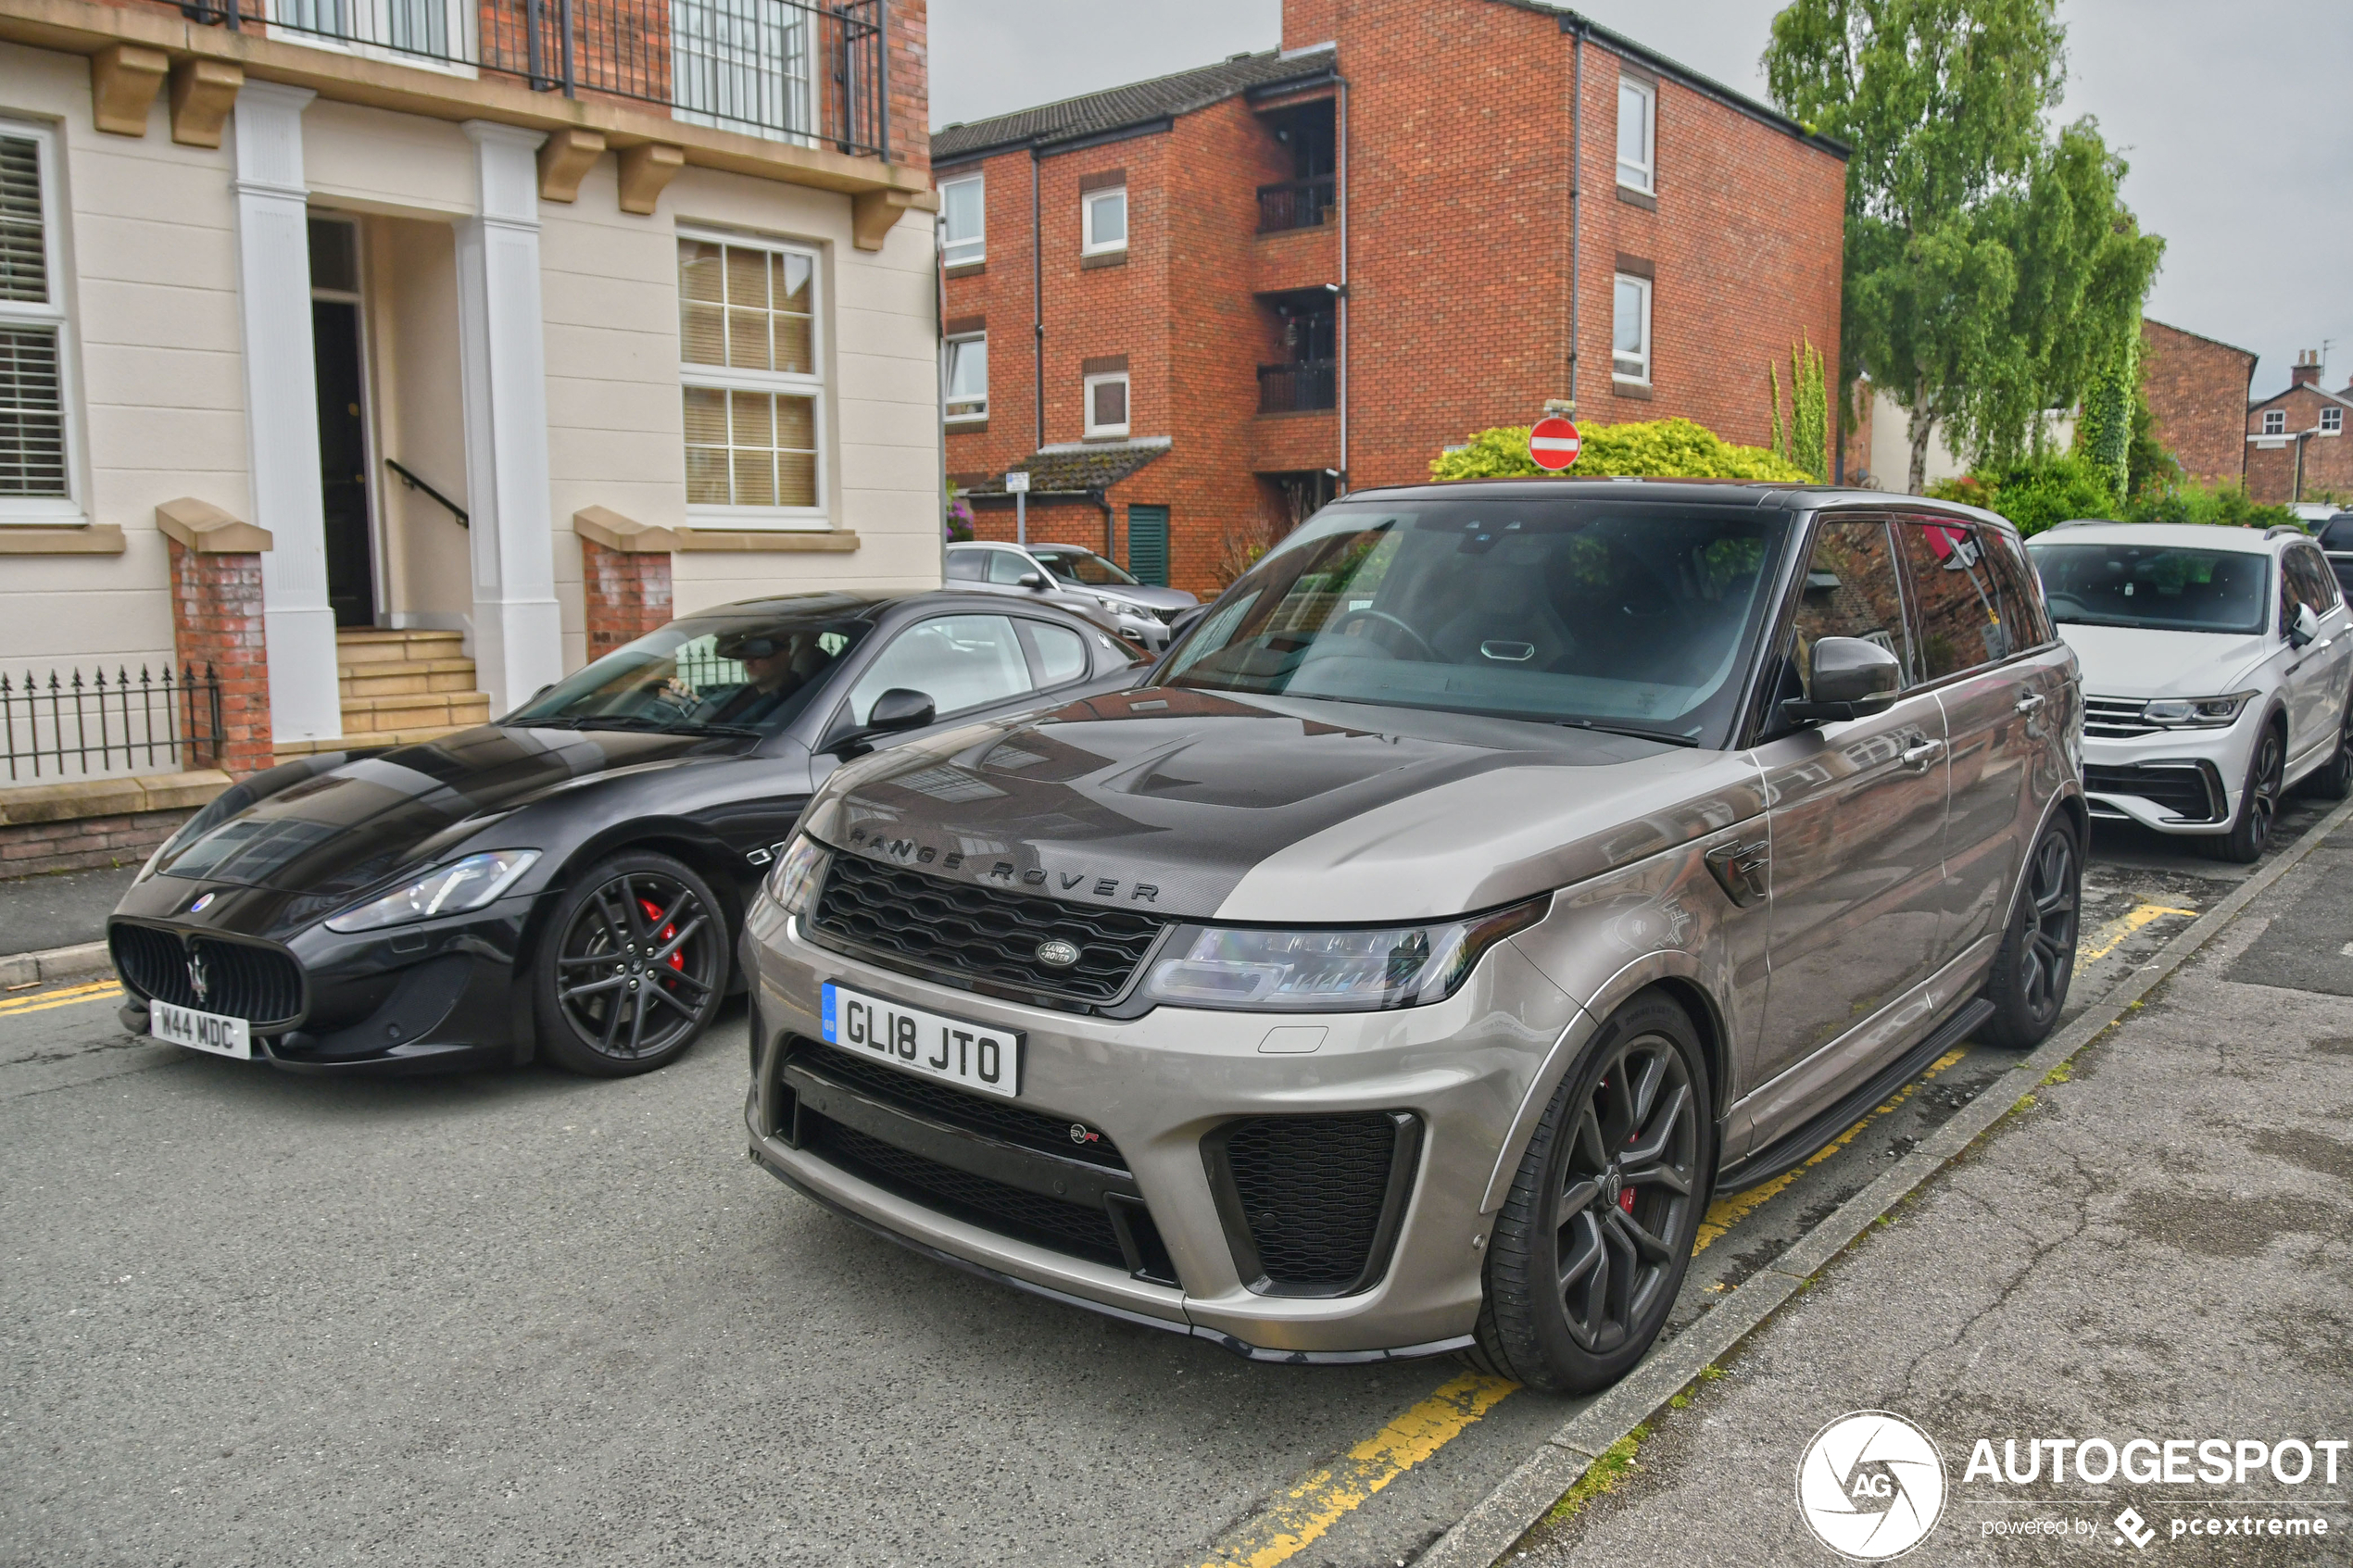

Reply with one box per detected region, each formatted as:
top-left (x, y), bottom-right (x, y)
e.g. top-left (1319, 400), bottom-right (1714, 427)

top-left (939, 173), bottom-right (985, 268)
top-left (1083, 370), bottom-right (1130, 438)
top-left (0, 120), bottom-right (85, 525)
top-left (943, 332), bottom-right (988, 425)
top-left (262, 0), bottom-right (480, 80)
top-left (2262, 408), bottom-right (2286, 435)
top-left (2322, 406), bottom-right (2344, 435)
top-left (678, 227), bottom-right (829, 529)
top-left (1612, 272), bottom-right (1653, 385)
top-left (670, 0), bottom-right (819, 145)
top-left (1617, 75), bottom-right (1656, 194)
top-left (1082, 186), bottom-right (1128, 257)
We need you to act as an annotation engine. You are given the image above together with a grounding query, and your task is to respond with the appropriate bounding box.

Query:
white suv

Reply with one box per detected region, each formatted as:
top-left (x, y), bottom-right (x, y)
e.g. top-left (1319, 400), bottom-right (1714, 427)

top-left (2027, 521), bottom-right (2353, 859)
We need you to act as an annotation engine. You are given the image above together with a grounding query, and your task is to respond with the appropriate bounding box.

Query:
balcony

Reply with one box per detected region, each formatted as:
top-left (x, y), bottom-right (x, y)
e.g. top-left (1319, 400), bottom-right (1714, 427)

top-left (1256, 176), bottom-right (1334, 233)
top-left (174, 0), bottom-right (892, 154)
top-left (1258, 358), bottom-right (1336, 415)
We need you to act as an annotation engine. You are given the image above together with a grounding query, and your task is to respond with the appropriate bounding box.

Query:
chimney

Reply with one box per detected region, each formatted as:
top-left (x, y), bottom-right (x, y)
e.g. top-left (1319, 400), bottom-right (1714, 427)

top-left (2291, 349), bottom-right (2322, 389)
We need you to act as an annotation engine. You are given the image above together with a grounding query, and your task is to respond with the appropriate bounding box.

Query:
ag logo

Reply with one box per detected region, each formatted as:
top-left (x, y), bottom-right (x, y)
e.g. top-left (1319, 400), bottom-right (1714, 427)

top-left (1796, 1411), bottom-right (1945, 1560)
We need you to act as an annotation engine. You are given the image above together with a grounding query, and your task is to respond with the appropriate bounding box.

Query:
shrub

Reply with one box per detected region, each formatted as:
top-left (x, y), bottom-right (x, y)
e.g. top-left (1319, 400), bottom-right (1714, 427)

top-left (2123, 482), bottom-right (2302, 531)
top-left (1926, 453), bottom-right (2118, 535)
top-left (1430, 417), bottom-right (1813, 483)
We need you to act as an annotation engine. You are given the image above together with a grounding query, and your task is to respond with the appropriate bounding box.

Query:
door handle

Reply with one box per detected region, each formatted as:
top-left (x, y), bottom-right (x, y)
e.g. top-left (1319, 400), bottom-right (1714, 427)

top-left (1900, 738), bottom-right (1944, 770)
top-left (2014, 693), bottom-right (2045, 715)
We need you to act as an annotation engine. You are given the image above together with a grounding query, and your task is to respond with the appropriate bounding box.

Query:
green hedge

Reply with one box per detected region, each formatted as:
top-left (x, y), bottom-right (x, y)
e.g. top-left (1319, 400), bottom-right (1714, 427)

top-left (1430, 418), bottom-right (1814, 483)
top-left (1928, 456), bottom-right (2303, 536)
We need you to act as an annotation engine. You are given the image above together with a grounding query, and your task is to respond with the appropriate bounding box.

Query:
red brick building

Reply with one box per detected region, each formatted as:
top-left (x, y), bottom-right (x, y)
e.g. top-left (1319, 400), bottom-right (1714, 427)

top-left (2140, 320), bottom-right (2257, 488)
top-left (2246, 351), bottom-right (2353, 507)
top-left (931, 0), bottom-right (1848, 595)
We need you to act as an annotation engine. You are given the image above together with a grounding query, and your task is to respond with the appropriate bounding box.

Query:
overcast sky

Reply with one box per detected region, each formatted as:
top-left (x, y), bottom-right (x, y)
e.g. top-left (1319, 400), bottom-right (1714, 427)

top-left (930, 1), bottom-right (2351, 401)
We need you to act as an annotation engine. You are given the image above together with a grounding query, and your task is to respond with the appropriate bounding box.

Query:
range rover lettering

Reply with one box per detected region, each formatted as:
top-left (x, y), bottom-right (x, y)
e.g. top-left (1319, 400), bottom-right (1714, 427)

top-left (741, 483), bottom-right (2082, 1391)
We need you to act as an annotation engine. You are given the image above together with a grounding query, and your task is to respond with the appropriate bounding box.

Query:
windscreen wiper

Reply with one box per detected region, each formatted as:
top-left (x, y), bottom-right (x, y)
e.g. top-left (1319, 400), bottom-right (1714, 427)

top-left (1553, 717), bottom-right (1701, 747)
top-left (570, 714), bottom-right (761, 737)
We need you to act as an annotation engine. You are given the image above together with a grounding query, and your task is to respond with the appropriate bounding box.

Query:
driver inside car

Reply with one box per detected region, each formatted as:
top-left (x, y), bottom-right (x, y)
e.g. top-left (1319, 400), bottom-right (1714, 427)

top-left (678, 632), bottom-right (830, 727)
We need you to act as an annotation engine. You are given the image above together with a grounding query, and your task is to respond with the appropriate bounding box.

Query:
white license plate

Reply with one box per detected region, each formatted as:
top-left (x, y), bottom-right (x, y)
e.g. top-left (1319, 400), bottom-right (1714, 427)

top-left (151, 1000), bottom-right (252, 1060)
top-left (820, 981), bottom-right (1021, 1099)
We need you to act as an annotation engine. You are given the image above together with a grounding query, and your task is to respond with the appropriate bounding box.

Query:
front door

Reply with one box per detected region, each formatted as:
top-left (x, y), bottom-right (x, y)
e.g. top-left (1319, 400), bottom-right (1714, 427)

top-left (308, 217), bottom-right (374, 628)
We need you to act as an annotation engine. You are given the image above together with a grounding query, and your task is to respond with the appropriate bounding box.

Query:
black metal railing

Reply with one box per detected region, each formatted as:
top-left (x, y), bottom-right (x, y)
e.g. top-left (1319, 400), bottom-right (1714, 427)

top-left (1257, 176), bottom-right (1335, 233)
top-left (173, 0), bottom-right (891, 156)
top-left (1257, 358), bottom-right (1337, 414)
top-left (2, 665), bottom-right (225, 782)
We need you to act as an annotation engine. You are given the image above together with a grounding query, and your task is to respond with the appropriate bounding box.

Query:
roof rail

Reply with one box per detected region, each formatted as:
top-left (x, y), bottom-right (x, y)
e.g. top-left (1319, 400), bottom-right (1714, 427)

top-left (2044, 518), bottom-right (2108, 530)
top-left (2266, 524), bottom-right (2310, 539)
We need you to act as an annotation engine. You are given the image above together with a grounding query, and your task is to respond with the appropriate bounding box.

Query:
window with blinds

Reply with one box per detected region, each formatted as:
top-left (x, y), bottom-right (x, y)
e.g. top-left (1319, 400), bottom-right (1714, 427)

top-left (0, 129), bottom-right (70, 505)
top-left (678, 234), bottom-right (823, 518)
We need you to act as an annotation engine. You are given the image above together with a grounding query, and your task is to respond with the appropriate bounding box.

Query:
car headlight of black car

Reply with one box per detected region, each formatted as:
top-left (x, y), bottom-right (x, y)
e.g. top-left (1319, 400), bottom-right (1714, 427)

top-left (764, 834), bottom-right (831, 919)
top-left (1137, 895), bottom-right (1549, 1012)
top-left (323, 849), bottom-right (543, 934)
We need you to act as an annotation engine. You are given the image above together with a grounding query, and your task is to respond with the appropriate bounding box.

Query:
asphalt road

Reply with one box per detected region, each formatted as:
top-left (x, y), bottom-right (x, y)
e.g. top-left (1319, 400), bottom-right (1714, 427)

top-left (0, 797), bottom-right (2329, 1568)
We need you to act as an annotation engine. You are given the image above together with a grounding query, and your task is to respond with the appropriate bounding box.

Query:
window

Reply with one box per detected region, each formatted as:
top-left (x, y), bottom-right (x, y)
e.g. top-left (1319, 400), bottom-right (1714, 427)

top-left (2262, 408), bottom-right (2285, 435)
top-left (1792, 517), bottom-right (1913, 688)
top-left (1020, 619), bottom-right (1090, 687)
top-left (1085, 370), bottom-right (1130, 437)
top-left (672, 0), bottom-right (817, 144)
top-left (1617, 76), bottom-right (1656, 194)
top-left (2284, 545), bottom-right (2340, 615)
top-left (843, 614), bottom-right (1034, 725)
top-left (1896, 520), bottom-right (2007, 680)
top-left (2323, 406), bottom-right (2344, 434)
top-left (1980, 526), bottom-right (2053, 649)
top-left (984, 549), bottom-right (1035, 585)
top-left (1083, 186), bottom-right (1127, 256)
top-left (940, 174), bottom-right (984, 268)
top-left (0, 125), bottom-right (77, 520)
top-left (678, 234), bottom-right (824, 521)
top-left (943, 333), bottom-right (987, 424)
top-left (1612, 273), bottom-right (1652, 383)
top-left (943, 547), bottom-right (987, 582)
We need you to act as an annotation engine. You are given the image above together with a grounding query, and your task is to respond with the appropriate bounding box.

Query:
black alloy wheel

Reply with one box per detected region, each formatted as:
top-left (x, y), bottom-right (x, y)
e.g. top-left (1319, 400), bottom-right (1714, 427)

top-left (2206, 723), bottom-right (2285, 864)
top-left (1979, 817), bottom-right (2082, 1048)
top-left (1469, 992), bottom-right (1712, 1395)
top-left (535, 850), bottom-right (725, 1076)
top-left (2305, 698), bottom-right (2353, 801)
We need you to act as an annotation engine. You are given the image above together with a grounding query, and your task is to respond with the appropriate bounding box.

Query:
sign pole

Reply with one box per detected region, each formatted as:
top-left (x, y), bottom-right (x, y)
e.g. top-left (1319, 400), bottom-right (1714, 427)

top-left (1006, 469), bottom-right (1031, 546)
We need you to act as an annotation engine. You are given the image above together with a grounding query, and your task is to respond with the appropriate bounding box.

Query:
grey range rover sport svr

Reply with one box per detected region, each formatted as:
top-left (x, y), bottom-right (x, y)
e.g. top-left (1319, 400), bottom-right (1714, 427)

top-left (739, 481), bottom-right (2083, 1393)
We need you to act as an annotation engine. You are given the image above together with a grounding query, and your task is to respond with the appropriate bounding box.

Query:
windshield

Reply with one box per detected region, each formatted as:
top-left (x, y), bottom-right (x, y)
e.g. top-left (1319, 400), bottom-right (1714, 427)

top-left (1159, 497), bottom-right (1794, 746)
top-left (506, 605), bottom-right (872, 734)
top-left (1035, 547), bottom-right (1139, 587)
top-left (2025, 542), bottom-right (2271, 635)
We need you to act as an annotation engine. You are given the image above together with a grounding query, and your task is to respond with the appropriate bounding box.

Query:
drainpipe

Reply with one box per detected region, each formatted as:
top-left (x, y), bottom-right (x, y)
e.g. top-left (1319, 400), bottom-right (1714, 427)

top-left (1032, 148), bottom-right (1046, 454)
top-left (1567, 19), bottom-right (1583, 413)
top-left (1337, 74), bottom-right (1350, 493)
top-left (1091, 487), bottom-right (1114, 558)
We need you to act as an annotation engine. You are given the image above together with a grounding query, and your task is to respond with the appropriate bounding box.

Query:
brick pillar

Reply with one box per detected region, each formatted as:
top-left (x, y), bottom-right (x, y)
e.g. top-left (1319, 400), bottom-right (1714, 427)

top-left (581, 535), bottom-right (674, 661)
top-left (887, 0), bottom-right (930, 171)
top-left (166, 537), bottom-right (273, 777)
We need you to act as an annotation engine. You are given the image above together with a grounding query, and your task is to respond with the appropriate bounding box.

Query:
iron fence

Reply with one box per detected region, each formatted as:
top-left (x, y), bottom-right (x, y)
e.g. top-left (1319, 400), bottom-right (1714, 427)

top-left (1, 665), bottom-right (226, 783)
top-left (1257, 358), bottom-right (1338, 415)
top-left (1256, 176), bottom-right (1334, 233)
top-left (173, 0), bottom-right (891, 155)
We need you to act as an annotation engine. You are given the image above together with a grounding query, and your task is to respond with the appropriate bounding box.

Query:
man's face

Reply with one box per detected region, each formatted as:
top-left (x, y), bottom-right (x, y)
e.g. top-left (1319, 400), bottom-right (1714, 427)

top-left (742, 646), bottom-right (791, 689)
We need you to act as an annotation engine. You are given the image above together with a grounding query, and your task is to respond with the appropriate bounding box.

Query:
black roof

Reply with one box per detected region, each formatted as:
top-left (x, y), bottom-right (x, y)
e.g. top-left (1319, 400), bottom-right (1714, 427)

top-left (934, 48), bottom-right (1336, 165)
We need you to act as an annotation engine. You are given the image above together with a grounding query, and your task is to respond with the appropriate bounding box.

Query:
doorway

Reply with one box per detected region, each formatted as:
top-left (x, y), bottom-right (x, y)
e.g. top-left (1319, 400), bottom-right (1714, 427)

top-left (309, 215), bottom-right (375, 628)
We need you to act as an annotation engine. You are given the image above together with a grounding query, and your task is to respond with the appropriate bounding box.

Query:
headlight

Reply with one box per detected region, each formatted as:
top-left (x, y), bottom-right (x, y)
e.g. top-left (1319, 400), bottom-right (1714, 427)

top-left (323, 849), bottom-right (541, 934)
top-left (2140, 692), bottom-right (2255, 727)
top-left (1137, 896), bottom-right (1548, 1012)
top-left (764, 834), bottom-right (830, 918)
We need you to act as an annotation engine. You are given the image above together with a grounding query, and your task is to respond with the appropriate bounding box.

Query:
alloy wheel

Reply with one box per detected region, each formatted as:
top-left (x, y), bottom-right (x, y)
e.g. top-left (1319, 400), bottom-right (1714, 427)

top-left (2248, 729), bottom-right (2284, 848)
top-left (553, 871), bottom-right (720, 1060)
top-left (1552, 1032), bottom-right (1701, 1353)
top-left (2018, 831), bottom-right (2079, 1014)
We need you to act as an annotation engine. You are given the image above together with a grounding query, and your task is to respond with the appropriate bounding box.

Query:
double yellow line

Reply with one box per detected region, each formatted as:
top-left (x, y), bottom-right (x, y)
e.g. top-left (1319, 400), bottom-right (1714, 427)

top-left (0, 977), bottom-right (122, 1019)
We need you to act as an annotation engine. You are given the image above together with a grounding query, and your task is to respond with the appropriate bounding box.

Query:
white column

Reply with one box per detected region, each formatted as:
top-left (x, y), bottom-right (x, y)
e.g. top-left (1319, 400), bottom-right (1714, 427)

top-left (455, 121), bottom-right (562, 714)
top-left (232, 82), bottom-right (342, 744)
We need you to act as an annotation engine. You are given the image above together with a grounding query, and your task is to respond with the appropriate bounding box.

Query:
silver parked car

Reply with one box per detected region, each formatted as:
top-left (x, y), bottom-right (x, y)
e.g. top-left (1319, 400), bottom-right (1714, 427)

top-left (945, 541), bottom-right (1197, 649)
top-left (745, 483), bottom-right (2082, 1392)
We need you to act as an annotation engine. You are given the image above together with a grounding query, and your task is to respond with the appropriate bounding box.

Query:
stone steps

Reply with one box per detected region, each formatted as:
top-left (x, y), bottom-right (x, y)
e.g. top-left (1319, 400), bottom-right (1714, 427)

top-left (272, 629), bottom-right (496, 760)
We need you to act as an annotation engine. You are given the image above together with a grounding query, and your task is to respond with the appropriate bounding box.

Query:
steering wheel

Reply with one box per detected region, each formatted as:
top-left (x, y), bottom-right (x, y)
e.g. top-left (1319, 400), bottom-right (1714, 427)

top-left (2044, 592), bottom-right (2091, 617)
top-left (1328, 607), bottom-right (1440, 661)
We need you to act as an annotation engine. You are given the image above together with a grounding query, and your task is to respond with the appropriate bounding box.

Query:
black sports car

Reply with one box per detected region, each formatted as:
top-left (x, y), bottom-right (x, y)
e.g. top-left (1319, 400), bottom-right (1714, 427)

top-left (107, 592), bottom-right (1142, 1077)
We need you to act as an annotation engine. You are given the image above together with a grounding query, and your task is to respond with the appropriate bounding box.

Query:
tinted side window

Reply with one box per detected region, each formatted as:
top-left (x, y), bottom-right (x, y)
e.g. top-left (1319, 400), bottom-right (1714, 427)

top-left (1978, 526), bottom-right (2051, 652)
top-left (2319, 515), bottom-right (2353, 553)
top-left (844, 615), bottom-right (1033, 724)
top-left (943, 550), bottom-right (986, 583)
top-left (1793, 516), bottom-right (1915, 690)
top-left (986, 551), bottom-right (1034, 586)
top-left (1021, 619), bottom-right (1090, 688)
top-left (2284, 546), bottom-right (2340, 614)
top-left (1896, 519), bottom-right (2007, 680)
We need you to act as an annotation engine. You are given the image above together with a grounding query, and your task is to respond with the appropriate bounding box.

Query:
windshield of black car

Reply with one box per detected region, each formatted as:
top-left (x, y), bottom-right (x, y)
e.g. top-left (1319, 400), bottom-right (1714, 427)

top-left (2025, 542), bottom-right (2271, 635)
top-left (1158, 497), bottom-right (1793, 744)
top-left (506, 611), bottom-right (870, 733)
top-left (1036, 548), bottom-right (1139, 587)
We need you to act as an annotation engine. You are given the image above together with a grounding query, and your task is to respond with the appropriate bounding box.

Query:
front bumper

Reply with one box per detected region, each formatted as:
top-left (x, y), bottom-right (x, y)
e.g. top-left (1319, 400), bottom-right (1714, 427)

top-left (2080, 722), bottom-right (2253, 835)
top-left (739, 898), bottom-right (1581, 1360)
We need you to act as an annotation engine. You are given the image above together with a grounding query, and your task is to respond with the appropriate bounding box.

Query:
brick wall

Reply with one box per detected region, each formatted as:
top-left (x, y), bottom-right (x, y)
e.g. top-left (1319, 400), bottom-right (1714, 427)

top-left (2246, 383), bottom-right (2353, 506)
top-left (2143, 320), bottom-right (2255, 488)
top-left (0, 807), bottom-right (193, 881)
top-left (166, 540), bottom-right (272, 777)
top-left (887, 0), bottom-right (930, 170)
top-left (581, 539), bottom-right (675, 661)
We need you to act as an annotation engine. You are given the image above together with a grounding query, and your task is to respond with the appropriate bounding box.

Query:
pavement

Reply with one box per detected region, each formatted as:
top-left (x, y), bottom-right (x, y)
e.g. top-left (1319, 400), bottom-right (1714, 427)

top-left (0, 798), bottom-right (2335, 1568)
top-left (0, 863), bottom-right (139, 957)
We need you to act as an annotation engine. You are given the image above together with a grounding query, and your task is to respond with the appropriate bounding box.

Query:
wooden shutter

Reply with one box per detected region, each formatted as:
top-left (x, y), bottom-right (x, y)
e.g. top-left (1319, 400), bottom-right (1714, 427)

top-left (1126, 505), bottom-right (1169, 587)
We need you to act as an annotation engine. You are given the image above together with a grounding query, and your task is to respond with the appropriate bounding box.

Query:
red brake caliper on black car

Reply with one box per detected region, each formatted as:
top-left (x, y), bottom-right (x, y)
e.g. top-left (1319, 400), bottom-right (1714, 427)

top-left (639, 897), bottom-right (686, 973)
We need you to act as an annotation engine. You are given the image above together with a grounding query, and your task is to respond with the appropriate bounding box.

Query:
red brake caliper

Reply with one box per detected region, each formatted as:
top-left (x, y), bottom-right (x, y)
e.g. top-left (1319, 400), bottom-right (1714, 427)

top-left (638, 897), bottom-right (686, 973)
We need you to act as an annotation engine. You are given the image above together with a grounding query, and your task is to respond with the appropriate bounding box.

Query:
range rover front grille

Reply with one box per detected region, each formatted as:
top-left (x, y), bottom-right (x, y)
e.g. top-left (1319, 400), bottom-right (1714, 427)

top-left (109, 922), bottom-right (305, 1027)
top-left (808, 851), bottom-right (1165, 1004)
top-left (1205, 1112), bottom-right (1420, 1298)
top-left (782, 1035), bottom-right (1129, 1172)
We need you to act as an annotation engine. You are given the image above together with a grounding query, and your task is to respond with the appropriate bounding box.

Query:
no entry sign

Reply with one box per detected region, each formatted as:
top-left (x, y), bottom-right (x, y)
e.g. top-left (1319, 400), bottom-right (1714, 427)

top-left (1529, 417), bottom-right (1582, 471)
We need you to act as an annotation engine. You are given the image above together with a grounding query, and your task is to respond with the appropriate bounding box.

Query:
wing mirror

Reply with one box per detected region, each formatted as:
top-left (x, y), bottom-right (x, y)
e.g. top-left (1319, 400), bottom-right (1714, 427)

top-left (2288, 603), bottom-right (2321, 648)
top-left (1780, 636), bottom-right (1902, 725)
top-left (866, 687), bottom-right (937, 732)
top-left (1017, 571), bottom-right (1049, 590)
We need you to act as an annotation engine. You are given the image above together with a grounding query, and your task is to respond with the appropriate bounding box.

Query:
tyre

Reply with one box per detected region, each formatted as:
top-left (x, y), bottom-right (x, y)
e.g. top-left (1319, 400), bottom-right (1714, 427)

top-left (535, 850), bottom-right (727, 1076)
top-left (1467, 992), bottom-right (1713, 1395)
top-left (2202, 721), bottom-right (2285, 864)
top-left (2302, 697), bottom-right (2353, 801)
top-left (1977, 815), bottom-right (2081, 1049)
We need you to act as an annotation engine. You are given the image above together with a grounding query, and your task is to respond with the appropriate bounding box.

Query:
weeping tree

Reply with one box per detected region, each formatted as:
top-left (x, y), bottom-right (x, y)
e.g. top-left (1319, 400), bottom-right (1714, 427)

top-left (1766, 0), bottom-right (2163, 492)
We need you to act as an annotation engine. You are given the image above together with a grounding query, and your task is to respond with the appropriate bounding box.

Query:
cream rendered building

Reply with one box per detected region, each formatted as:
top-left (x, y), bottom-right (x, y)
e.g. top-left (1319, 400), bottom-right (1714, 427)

top-left (0, 0), bottom-right (937, 769)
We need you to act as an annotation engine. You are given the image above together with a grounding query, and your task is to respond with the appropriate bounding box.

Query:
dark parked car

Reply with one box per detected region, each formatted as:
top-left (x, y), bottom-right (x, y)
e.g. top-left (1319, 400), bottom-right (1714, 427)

top-left (108, 593), bottom-right (1141, 1078)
